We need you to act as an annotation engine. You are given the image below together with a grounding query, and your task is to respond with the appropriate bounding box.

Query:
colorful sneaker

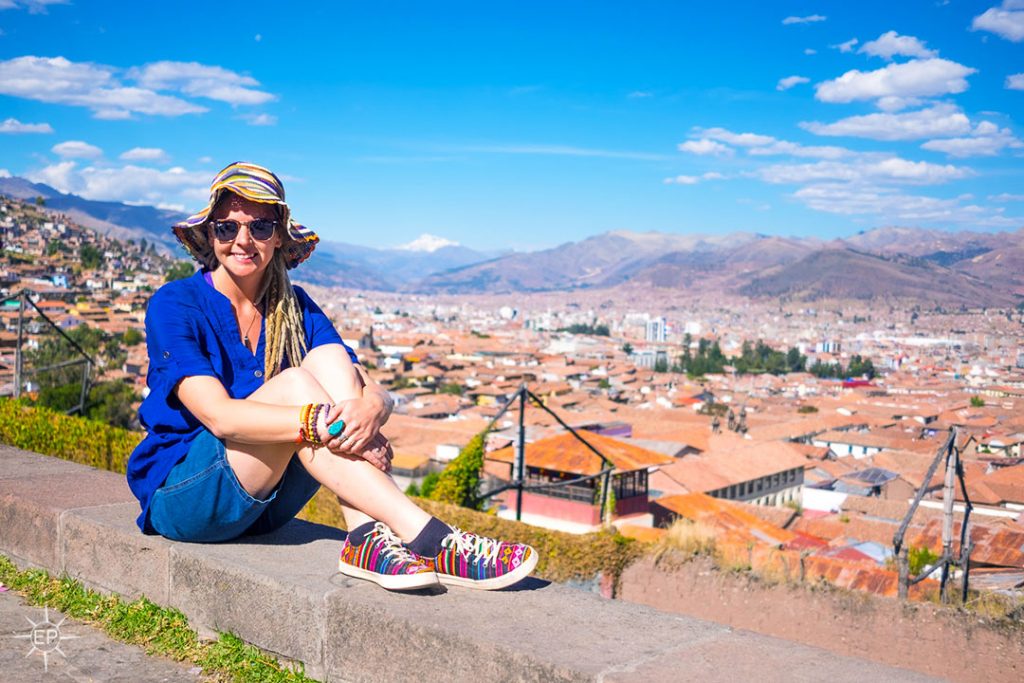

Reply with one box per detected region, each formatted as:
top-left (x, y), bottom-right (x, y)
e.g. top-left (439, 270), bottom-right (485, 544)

top-left (429, 526), bottom-right (538, 590)
top-left (338, 522), bottom-right (439, 591)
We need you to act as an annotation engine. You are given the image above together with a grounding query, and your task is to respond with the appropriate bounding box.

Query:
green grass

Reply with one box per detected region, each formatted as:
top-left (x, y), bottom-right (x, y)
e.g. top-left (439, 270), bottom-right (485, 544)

top-left (0, 555), bottom-right (318, 683)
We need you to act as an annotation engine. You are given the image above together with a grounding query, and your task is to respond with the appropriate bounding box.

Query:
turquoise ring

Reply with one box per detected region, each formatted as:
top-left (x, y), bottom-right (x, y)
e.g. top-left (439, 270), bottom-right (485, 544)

top-left (328, 420), bottom-right (346, 437)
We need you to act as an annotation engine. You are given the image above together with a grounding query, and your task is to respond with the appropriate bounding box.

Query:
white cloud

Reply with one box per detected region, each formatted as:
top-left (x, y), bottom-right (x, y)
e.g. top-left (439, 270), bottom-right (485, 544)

top-left (921, 123), bottom-right (1022, 157)
top-left (758, 157), bottom-right (971, 185)
top-left (129, 61), bottom-right (275, 106)
top-left (698, 127), bottom-right (854, 159)
top-left (815, 58), bottom-right (977, 103)
top-left (663, 172), bottom-right (726, 185)
top-left (972, 2), bottom-right (1024, 42)
top-left (699, 128), bottom-right (774, 147)
top-left (120, 147), bottom-right (168, 162)
top-left (782, 15), bottom-right (826, 25)
top-left (628, 90), bottom-right (653, 98)
top-left (990, 193), bottom-right (1024, 201)
top-left (52, 140), bottom-right (102, 158)
top-left (832, 38), bottom-right (859, 53)
top-left (0, 117), bottom-right (53, 133)
top-left (239, 112), bottom-right (277, 126)
top-left (0, 0), bottom-right (68, 12)
top-left (777, 75), bottom-right (810, 91)
top-left (859, 31), bottom-right (937, 60)
top-left (1007, 73), bottom-right (1024, 89)
top-left (677, 139), bottom-right (733, 156)
top-left (29, 159), bottom-right (77, 191)
top-left (0, 56), bottom-right (207, 118)
top-left (254, 34), bottom-right (262, 42)
top-left (804, 48), bottom-right (817, 55)
top-left (792, 183), bottom-right (1017, 226)
top-left (801, 103), bottom-right (972, 141)
top-left (747, 141), bottom-right (853, 159)
top-left (0, 169), bottom-right (11, 178)
top-left (27, 162), bottom-right (210, 204)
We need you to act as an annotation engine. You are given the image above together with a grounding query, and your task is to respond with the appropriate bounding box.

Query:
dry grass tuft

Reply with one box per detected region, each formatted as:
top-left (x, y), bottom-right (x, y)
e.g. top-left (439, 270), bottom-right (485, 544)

top-left (654, 519), bottom-right (718, 563)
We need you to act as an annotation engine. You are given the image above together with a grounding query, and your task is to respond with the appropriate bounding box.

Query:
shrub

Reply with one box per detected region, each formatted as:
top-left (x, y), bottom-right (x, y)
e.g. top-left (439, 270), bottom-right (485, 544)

top-left (428, 431), bottom-right (487, 510)
top-left (0, 399), bottom-right (140, 473)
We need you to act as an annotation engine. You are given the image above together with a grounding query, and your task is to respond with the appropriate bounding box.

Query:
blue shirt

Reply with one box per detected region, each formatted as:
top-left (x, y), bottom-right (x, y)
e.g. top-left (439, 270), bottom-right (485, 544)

top-left (126, 270), bottom-right (358, 532)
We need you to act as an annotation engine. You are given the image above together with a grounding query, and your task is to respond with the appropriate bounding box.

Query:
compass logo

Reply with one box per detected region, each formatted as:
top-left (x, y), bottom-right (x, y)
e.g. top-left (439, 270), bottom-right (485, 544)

top-left (12, 606), bottom-right (81, 672)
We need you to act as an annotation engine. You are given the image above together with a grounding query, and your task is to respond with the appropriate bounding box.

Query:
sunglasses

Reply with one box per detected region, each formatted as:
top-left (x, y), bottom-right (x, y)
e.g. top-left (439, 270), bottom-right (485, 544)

top-left (209, 218), bottom-right (280, 242)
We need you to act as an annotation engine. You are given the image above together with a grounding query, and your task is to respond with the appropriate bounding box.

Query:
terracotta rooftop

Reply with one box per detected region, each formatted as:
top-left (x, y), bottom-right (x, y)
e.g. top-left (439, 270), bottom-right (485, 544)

top-left (486, 430), bottom-right (674, 476)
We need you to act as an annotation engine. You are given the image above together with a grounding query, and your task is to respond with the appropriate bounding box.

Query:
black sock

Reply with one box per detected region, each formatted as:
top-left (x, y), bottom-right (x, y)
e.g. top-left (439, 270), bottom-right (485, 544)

top-left (347, 521), bottom-right (376, 546)
top-left (406, 517), bottom-right (451, 557)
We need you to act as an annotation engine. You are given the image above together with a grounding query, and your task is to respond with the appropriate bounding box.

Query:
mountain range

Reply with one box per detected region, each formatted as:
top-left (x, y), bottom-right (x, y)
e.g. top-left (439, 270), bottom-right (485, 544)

top-left (2, 176), bottom-right (1021, 306)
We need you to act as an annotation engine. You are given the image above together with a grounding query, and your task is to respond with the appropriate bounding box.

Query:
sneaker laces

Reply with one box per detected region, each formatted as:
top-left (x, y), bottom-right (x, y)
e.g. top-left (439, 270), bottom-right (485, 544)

top-left (369, 523), bottom-right (421, 565)
top-left (441, 526), bottom-right (503, 568)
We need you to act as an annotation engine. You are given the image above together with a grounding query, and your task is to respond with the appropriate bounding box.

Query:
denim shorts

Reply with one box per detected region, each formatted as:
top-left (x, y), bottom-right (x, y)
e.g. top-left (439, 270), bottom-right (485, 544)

top-left (147, 430), bottom-right (321, 543)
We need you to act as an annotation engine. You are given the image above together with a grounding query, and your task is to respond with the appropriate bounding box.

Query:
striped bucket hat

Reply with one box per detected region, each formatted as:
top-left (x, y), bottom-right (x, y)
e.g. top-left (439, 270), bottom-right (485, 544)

top-left (172, 161), bottom-right (319, 270)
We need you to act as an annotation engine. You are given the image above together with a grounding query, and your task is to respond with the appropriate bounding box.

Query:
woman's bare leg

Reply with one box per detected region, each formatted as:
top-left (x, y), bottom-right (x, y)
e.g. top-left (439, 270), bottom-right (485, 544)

top-left (223, 366), bottom-right (430, 540)
top-left (299, 344), bottom-right (393, 531)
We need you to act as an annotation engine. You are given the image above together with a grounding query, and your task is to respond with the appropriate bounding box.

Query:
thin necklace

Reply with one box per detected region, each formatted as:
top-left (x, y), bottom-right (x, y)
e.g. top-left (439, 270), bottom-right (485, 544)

top-left (241, 305), bottom-right (260, 348)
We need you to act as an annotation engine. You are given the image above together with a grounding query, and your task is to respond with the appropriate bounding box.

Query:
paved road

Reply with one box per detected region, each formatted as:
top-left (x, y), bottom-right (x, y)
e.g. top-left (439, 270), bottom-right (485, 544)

top-left (0, 587), bottom-right (205, 682)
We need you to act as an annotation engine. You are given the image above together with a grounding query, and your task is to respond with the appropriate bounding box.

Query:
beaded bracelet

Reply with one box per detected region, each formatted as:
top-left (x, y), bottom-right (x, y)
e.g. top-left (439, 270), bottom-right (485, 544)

top-left (297, 403), bottom-right (313, 443)
top-left (307, 403), bottom-right (331, 447)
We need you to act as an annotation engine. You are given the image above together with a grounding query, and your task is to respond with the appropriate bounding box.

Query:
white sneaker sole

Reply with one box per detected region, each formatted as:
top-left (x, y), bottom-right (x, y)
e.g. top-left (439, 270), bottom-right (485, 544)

top-left (338, 561), bottom-right (439, 591)
top-left (437, 549), bottom-right (539, 590)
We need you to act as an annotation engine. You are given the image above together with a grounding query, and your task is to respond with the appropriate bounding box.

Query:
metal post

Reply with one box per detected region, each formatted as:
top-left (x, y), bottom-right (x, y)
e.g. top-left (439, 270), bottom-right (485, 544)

top-left (515, 384), bottom-right (526, 521)
top-left (14, 291), bottom-right (24, 399)
top-left (940, 442), bottom-right (956, 603)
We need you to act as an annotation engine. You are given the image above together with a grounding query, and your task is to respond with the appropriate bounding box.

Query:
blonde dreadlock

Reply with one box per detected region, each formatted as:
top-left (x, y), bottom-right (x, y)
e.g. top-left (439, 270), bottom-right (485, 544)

top-left (259, 249), bottom-right (308, 380)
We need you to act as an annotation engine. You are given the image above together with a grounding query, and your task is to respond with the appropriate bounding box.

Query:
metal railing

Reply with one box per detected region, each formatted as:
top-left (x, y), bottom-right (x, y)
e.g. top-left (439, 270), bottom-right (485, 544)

top-left (4, 290), bottom-right (96, 415)
top-left (476, 383), bottom-right (617, 522)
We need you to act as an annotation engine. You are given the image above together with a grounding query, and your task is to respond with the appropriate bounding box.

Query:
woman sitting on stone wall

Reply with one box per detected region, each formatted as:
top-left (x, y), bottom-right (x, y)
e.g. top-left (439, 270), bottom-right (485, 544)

top-left (126, 161), bottom-right (536, 591)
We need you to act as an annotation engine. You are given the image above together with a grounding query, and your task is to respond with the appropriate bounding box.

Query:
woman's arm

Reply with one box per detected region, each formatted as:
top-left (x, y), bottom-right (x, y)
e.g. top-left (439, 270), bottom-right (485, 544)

top-left (175, 375), bottom-right (306, 444)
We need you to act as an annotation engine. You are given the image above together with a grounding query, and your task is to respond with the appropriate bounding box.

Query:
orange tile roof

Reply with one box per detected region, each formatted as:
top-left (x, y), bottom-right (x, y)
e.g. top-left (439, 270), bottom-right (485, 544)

top-left (656, 439), bottom-right (808, 492)
top-left (652, 492), bottom-right (803, 548)
top-left (487, 430), bottom-right (673, 476)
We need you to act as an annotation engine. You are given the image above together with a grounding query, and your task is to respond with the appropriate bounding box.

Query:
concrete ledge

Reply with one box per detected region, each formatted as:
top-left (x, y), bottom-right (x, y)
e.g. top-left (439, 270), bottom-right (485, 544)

top-left (0, 446), bottom-right (939, 682)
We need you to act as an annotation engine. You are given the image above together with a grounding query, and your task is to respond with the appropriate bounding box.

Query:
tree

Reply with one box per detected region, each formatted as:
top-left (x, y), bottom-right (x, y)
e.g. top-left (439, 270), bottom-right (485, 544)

top-left (34, 195), bottom-right (45, 206)
top-left (164, 260), bottom-right (195, 282)
top-left (622, 342), bottom-right (633, 355)
top-left (122, 328), bottom-right (144, 346)
top-left (970, 396), bottom-right (985, 408)
top-left (86, 381), bottom-right (139, 429)
top-left (79, 243), bottom-right (103, 270)
top-left (438, 383), bottom-right (463, 396)
top-left (429, 431), bottom-right (487, 509)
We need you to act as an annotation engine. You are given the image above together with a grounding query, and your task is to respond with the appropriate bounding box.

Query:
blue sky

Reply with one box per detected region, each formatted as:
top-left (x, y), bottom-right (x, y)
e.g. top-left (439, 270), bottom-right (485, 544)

top-left (0, 1), bottom-right (1022, 251)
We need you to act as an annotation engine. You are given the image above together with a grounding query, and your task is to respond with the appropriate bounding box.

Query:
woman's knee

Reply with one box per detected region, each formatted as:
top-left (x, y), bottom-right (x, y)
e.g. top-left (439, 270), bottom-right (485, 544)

top-left (266, 366), bottom-right (330, 402)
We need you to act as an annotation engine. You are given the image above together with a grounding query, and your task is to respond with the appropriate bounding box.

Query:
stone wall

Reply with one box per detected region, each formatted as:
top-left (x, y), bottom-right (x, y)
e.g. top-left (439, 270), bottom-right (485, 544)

top-left (618, 554), bottom-right (1024, 683)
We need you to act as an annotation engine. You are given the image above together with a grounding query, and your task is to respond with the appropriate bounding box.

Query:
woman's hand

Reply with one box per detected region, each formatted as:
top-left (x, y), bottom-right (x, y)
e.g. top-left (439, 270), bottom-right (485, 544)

top-left (356, 432), bottom-right (394, 473)
top-left (320, 394), bottom-right (389, 456)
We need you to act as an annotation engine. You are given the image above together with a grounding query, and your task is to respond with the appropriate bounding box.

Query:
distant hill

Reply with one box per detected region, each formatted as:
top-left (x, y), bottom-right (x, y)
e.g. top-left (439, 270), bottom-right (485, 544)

top-left (0, 176), bottom-right (186, 252)
top-left (737, 248), bottom-right (1016, 306)
top-left (1, 174), bottom-right (1020, 305)
top-left (415, 230), bottom-right (760, 293)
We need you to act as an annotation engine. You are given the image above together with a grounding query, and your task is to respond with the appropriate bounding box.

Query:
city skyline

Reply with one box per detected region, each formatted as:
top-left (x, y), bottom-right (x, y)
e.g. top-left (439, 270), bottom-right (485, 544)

top-left (0, 1), bottom-right (1022, 251)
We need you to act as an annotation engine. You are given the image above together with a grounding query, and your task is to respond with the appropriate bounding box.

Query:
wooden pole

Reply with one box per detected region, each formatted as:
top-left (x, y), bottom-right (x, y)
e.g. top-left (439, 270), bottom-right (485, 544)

top-left (898, 544), bottom-right (910, 601)
top-left (940, 442), bottom-right (956, 603)
top-left (14, 291), bottom-right (24, 399)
